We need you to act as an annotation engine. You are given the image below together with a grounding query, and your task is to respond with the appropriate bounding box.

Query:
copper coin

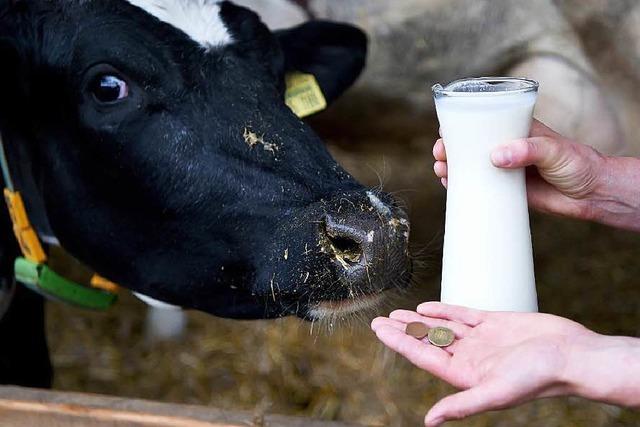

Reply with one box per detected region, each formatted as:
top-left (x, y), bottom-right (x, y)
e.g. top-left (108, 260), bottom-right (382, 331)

top-left (427, 326), bottom-right (455, 347)
top-left (405, 322), bottom-right (429, 339)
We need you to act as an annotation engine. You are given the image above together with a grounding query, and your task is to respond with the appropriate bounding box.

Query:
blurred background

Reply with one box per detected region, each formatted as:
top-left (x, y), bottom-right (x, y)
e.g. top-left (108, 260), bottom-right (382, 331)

top-left (47, 1), bottom-right (640, 426)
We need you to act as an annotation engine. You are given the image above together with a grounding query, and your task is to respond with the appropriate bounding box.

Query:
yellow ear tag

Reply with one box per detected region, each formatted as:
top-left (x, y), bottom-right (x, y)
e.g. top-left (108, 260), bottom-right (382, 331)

top-left (285, 72), bottom-right (327, 118)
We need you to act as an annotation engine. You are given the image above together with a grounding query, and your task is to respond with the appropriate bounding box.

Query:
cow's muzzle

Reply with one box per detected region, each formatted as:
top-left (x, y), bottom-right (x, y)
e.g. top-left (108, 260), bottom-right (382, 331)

top-left (304, 190), bottom-right (412, 319)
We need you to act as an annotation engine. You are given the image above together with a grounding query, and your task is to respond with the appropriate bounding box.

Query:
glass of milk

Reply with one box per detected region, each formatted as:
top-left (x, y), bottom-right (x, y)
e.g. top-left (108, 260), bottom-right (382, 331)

top-left (433, 77), bottom-right (539, 312)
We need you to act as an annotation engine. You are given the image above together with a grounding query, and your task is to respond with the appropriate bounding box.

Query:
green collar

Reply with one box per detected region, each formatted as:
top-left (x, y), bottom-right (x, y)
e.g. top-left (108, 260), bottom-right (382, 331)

top-left (0, 134), bottom-right (118, 310)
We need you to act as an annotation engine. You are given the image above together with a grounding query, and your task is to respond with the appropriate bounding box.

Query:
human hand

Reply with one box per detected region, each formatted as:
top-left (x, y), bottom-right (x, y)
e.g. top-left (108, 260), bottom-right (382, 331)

top-left (371, 302), bottom-right (595, 426)
top-left (433, 119), bottom-right (607, 221)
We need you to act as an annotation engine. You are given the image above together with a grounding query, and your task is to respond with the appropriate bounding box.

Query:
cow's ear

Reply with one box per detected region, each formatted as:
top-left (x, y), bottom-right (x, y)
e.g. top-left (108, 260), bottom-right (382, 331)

top-left (276, 21), bottom-right (367, 105)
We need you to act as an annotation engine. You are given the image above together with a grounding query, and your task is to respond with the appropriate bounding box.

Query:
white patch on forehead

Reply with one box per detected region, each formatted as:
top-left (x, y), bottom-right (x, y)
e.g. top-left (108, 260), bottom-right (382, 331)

top-left (125, 0), bottom-right (233, 48)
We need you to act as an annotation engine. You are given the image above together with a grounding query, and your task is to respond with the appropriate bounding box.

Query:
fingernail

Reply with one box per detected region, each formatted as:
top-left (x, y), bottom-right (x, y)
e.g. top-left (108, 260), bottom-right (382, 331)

top-left (420, 301), bottom-right (438, 307)
top-left (370, 317), bottom-right (383, 331)
top-left (491, 148), bottom-right (512, 166)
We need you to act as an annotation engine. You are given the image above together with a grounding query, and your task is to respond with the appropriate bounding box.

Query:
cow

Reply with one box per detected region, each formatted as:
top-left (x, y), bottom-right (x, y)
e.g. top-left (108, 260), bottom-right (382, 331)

top-left (0, 0), bottom-right (411, 388)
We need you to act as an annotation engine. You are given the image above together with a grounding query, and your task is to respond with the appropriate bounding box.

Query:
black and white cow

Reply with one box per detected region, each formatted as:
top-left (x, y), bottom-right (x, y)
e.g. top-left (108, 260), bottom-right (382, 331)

top-left (0, 0), bottom-right (411, 387)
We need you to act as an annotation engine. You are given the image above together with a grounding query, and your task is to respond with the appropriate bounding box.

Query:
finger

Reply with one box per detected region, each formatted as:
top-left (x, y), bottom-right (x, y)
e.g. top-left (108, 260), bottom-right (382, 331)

top-left (490, 136), bottom-right (561, 169)
top-left (374, 325), bottom-right (451, 378)
top-left (438, 127), bottom-right (442, 137)
top-left (525, 174), bottom-right (592, 218)
top-left (433, 139), bottom-right (447, 161)
top-left (389, 309), bottom-right (470, 338)
top-left (425, 382), bottom-right (510, 427)
top-left (433, 161), bottom-right (448, 178)
top-left (441, 178), bottom-right (448, 189)
top-left (416, 302), bottom-right (484, 327)
top-left (371, 316), bottom-right (407, 333)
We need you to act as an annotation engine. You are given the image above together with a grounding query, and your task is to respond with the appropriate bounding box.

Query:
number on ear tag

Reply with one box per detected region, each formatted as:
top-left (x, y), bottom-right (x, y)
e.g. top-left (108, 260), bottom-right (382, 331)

top-left (285, 72), bottom-right (327, 118)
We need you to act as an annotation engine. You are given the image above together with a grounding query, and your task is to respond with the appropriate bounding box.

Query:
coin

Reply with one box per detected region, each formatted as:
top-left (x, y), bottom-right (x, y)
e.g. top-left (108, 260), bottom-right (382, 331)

top-left (427, 326), bottom-right (455, 347)
top-left (405, 322), bottom-right (429, 339)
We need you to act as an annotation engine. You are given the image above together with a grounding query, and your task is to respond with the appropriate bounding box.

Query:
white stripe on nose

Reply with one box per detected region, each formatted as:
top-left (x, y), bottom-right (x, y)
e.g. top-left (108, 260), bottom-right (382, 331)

top-left (366, 191), bottom-right (392, 216)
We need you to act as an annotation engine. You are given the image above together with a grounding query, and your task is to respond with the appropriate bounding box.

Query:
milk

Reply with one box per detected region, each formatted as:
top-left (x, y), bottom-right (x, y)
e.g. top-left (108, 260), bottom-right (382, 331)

top-left (433, 77), bottom-right (538, 312)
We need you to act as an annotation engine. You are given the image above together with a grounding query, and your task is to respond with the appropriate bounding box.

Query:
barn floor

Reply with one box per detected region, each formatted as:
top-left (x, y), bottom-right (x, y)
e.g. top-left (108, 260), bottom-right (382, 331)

top-left (47, 93), bottom-right (640, 426)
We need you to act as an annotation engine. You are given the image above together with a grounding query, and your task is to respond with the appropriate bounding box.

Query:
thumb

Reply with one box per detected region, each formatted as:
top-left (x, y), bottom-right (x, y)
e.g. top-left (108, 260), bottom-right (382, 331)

top-left (424, 382), bottom-right (508, 426)
top-left (491, 136), bottom-right (561, 170)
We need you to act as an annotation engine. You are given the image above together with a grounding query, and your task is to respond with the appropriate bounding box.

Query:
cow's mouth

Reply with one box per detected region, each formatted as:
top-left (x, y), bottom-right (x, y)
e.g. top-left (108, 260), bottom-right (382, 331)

top-left (306, 292), bottom-right (387, 321)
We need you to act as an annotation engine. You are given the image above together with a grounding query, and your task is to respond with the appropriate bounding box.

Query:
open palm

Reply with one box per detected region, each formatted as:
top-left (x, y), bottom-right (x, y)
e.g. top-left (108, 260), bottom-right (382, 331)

top-left (371, 302), bottom-right (593, 426)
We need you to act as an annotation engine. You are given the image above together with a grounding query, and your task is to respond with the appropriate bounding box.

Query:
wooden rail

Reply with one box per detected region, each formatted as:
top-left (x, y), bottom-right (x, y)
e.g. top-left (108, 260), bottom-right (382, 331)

top-left (0, 386), bottom-right (362, 427)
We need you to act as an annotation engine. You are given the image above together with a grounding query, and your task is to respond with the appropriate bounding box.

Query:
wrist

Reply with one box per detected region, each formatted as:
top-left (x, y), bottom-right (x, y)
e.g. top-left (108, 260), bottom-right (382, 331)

top-left (588, 155), bottom-right (640, 231)
top-left (558, 330), bottom-right (601, 398)
top-left (561, 332), bottom-right (640, 407)
top-left (534, 330), bottom-right (598, 399)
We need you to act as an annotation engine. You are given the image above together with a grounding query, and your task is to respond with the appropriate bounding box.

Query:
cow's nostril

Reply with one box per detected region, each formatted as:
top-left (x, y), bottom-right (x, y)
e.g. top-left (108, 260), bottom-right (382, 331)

top-left (327, 234), bottom-right (362, 264)
top-left (320, 217), bottom-right (364, 268)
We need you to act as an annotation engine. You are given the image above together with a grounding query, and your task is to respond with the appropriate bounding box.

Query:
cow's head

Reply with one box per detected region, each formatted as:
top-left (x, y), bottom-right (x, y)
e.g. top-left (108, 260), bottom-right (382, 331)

top-left (0, 0), bottom-right (411, 320)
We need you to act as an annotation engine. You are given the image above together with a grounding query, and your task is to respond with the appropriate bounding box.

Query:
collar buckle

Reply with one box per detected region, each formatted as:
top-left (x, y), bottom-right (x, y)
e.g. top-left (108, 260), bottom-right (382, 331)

top-left (4, 189), bottom-right (47, 263)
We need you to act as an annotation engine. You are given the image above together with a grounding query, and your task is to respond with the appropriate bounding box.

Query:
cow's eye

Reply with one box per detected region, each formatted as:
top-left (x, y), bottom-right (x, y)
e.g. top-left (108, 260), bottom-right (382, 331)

top-left (90, 74), bottom-right (129, 104)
